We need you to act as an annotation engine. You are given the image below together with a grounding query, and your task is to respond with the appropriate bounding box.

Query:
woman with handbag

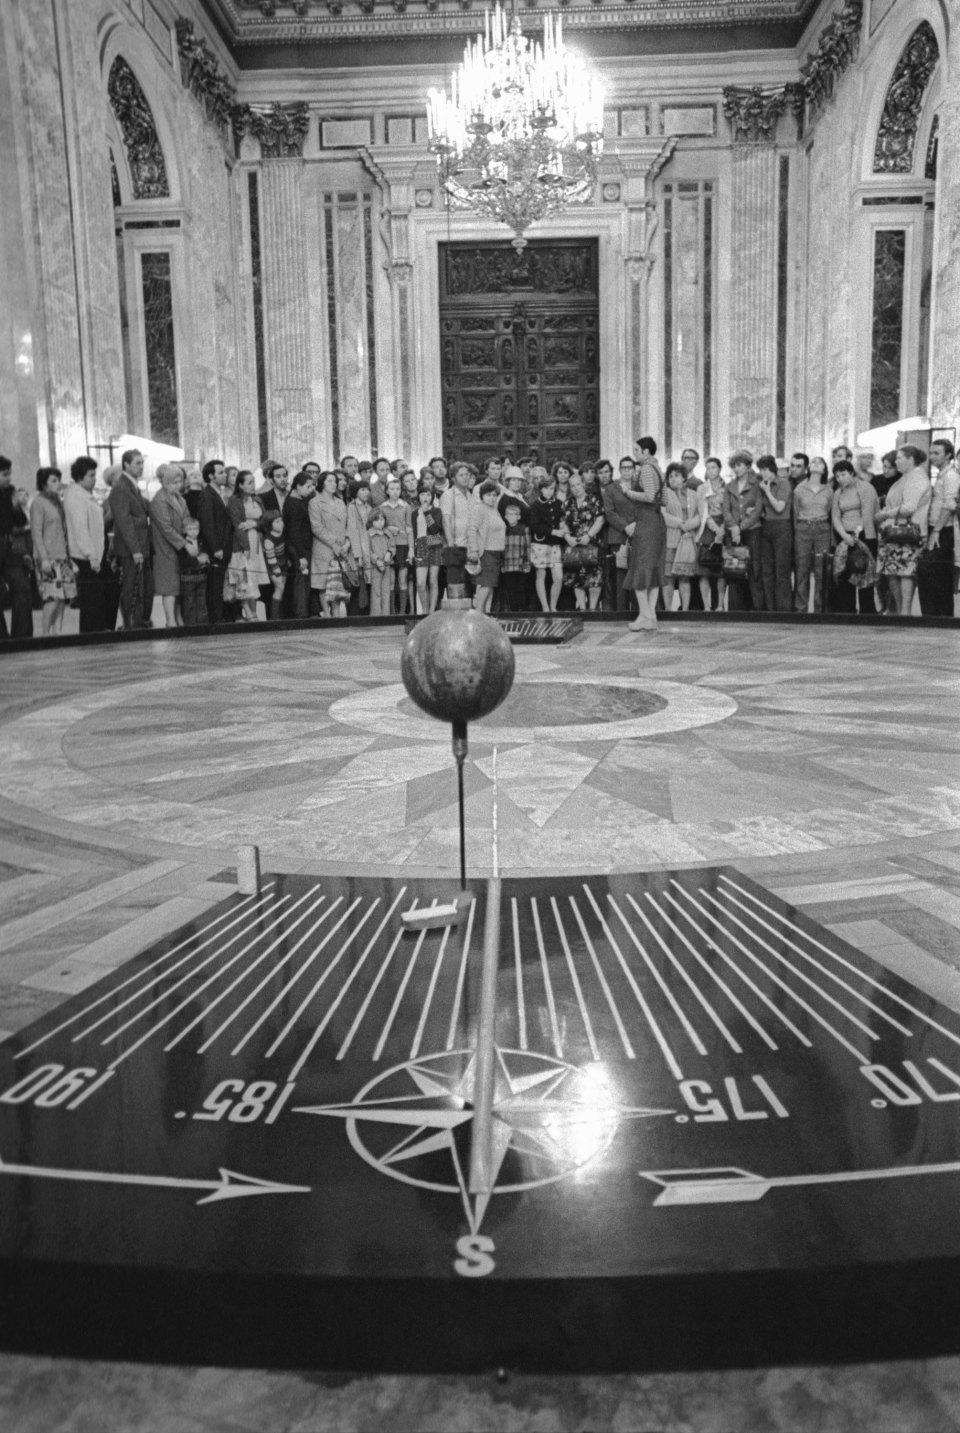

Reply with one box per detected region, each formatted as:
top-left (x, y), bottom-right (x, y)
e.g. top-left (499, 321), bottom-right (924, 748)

top-left (694, 457), bottom-right (727, 612)
top-left (225, 471), bottom-right (268, 621)
top-left (877, 445), bottom-right (931, 617)
top-left (661, 463), bottom-right (700, 612)
top-left (310, 470), bottom-right (352, 618)
top-left (831, 459), bottom-right (878, 615)
top-left (561, 470), bottom-right (604, 611)
top-left (30, 467), bottom-right (76, 636)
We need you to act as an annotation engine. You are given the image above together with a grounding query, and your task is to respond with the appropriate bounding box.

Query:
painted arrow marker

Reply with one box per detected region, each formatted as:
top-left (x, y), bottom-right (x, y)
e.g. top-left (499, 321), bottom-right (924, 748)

top-left (0, 1154), bottom-right (311, 1206)
top-left (640, 1161), bottom-right (960, 1207)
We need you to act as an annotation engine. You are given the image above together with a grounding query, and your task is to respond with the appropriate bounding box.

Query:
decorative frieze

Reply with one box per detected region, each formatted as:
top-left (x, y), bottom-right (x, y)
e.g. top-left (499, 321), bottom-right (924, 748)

top-left (873, 22), bottom-right (940, 175)
top-left (722, 85), bottom-right (787, 144)
top-left (107, 57), bottom-right (169, 199)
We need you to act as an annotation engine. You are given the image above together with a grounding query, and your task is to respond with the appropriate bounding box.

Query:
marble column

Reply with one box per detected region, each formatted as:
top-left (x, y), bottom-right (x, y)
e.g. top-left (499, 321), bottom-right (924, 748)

top-left (727, 145), bottom-right (779, 453)
top-left (326, 191), bottom-right (377, 460)
top-left (929, 31), bottom-right (960, 430)
top-left (259, 160), bottom-right (314, 462)
top-left (6, 0), bottom-right (86, 466)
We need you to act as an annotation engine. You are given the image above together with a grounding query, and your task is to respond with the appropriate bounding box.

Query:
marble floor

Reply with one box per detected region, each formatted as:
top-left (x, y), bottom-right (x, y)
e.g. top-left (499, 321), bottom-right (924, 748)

top-left (2, 618), bottom-right (960, 1430)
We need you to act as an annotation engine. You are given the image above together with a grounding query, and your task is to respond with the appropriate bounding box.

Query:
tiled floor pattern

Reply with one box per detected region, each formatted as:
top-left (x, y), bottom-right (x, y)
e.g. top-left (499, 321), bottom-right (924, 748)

top-left (2, 620), bottom-right (960, 1428)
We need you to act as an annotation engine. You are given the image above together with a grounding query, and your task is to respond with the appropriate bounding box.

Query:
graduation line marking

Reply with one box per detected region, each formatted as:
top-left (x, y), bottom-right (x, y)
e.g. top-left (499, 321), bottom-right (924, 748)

top-left (549, 897), bottom-right (599, 1062)
top-left (580, 888), bottom-right (675, 1075)
top-left (631, 894), bottom-right (741, 1054)
top-left (286, 887), bottom-right (408, 1080)
top-left (512, 897), bottom-right (527, 1052)
top-left (164, 888), bottom-right (333, 1051)
top-left (530, 897), bottom-right (563, 1058)
top-left (337, 927), bottom-right (406, 1060)
top-left (645, 893), bottom-right (775, 1051)
top-left (620, 894), bottom-right (710, 1056)
top-left (664, 886), bottom-right (813, 1049)
top-left (373, 928), bottom-right (429, 1061)
top-left (715, 885), bottom-right (913, 1037)
top-left (23, 889), bottom-right (278, 1054)
top-left (567, 894), bottom-right (635, 1061)
top-left (265, 899), bottom-right (383, 1060)
top-left (720, 876), bottom-right (960, 1046)
top-left (445, 897), bottom-right (478, 1052)
top-left (410, 925), bottom-right (452, 1061)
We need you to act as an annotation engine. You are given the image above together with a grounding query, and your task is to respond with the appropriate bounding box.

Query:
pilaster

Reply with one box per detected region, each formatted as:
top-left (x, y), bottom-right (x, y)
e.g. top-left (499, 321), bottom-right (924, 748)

top-left (929, 28), bottom-right (960, 430)
top-left (259, 160), bottom-right (315, 462)
top-left (728, 144), bottom-right (780, 452)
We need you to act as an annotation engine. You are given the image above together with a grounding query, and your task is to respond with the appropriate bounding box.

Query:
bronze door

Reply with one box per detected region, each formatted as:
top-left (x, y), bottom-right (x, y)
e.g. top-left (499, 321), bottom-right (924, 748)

top-left (439, 240), bottom-right (600, 469)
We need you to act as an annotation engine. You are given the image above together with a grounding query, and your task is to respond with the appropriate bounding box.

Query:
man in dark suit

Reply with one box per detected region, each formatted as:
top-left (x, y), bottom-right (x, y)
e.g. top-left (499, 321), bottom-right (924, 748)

top-left (197, 458), bottom-right (234, 624)
top-left (108, 449), bottom-right (153, 628)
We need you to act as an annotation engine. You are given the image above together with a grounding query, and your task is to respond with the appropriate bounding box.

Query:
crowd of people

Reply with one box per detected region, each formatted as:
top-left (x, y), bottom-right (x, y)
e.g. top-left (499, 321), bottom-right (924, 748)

top-left (0, 436), bottom-right (957, 640)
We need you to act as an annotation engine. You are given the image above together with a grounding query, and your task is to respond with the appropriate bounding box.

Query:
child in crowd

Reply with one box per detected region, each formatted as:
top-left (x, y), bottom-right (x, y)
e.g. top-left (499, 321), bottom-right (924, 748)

top-left (499, 500), bottom-right (532, 612)
top-left (412, 483), bottom-right (444, 615)
top-left (178, 517), bottom-right (209, 626)
top-left (467, 480), bottom-right (507, 614)
top-left (366, 507), bottom-right (393, 617)
top-left (261, 513), bottom-right (289, 621)
top-left (379, 476), bottom-right (413, 614)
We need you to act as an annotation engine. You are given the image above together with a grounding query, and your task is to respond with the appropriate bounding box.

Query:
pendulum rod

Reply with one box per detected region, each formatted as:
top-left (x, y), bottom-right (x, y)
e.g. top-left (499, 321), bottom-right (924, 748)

top-left (452, 719), bottom-right (468, 891)
top-left (468, 876), bottom-right (502, 1196)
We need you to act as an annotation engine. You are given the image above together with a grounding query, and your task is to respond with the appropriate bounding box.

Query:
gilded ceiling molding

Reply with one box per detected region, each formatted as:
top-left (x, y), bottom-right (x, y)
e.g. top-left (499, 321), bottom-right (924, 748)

top-left (722, 84), bottom-right (788, 143)
top-left (873, 22), bottom-right (939, 175)
top-left (107, 56), bottom-right (170, 199)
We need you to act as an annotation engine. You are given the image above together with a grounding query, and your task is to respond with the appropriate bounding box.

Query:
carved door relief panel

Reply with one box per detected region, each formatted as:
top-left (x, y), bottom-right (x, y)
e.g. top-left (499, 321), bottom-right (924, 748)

top-left (439, 240), bottom-right (600, 468)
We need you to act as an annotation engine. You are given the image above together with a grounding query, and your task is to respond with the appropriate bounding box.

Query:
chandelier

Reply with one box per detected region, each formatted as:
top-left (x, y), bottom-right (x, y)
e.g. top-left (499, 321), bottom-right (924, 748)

top-left (426, 4), bottom-right (604, 251)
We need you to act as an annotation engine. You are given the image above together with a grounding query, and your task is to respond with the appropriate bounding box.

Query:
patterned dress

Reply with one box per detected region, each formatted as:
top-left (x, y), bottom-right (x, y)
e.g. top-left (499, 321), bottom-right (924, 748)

top-left (562, 491), bottom-right (603, 592)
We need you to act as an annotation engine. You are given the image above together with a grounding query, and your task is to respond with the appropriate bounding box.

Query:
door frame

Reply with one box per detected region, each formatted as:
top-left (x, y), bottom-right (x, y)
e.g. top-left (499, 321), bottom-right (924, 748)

top-left (406, 209), bottom-right (630, 464)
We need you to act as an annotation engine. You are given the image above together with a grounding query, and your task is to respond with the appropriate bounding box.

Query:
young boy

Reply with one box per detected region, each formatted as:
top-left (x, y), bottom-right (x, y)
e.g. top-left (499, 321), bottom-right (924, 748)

top-left (379, 476), bottom-right (413, 614)
top-left (366, 506), bottom-right (393, 617)
top-left (467, 480), bottom-right (507, 614)
top-left (178, 516), bottom-right (209, 626)
top-left (499, 500), bottom-right (532, 612)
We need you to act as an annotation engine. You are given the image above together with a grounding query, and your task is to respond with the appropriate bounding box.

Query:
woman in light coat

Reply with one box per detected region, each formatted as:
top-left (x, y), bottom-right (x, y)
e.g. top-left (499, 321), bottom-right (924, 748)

top-left (150, 463), bottom-right (192, 627)
top-left (30, 466), bottom-right (76, 636)
top-left (877, 445), bottom-right (931, 617)
top-left (310, 470), bottom-right (351, 618)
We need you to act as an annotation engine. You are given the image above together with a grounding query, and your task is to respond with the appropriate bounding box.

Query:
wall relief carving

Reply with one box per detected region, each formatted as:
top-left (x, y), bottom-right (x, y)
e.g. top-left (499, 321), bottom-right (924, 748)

top-left (873, 22), bottom-right (940, 175)
top-left (442, 243), bottom-right (597, 298)
top-left (107, 57), bottom-right (169, 200)
top-left (797, 0), bottom-right (863, 129)
top-left (174, 19), bottom-right (237, 136)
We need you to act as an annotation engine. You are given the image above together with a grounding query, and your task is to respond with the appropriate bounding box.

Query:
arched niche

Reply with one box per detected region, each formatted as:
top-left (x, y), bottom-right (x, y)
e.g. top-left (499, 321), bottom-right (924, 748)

top-left (873, 21), bottom-right (941, 176)
top-left (107, 54), bottom-right (169, 199)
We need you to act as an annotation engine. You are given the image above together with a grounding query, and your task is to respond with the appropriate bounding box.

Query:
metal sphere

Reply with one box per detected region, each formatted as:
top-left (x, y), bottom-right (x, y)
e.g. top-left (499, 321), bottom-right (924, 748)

top-left (401, 610), bottom-right (516, 725)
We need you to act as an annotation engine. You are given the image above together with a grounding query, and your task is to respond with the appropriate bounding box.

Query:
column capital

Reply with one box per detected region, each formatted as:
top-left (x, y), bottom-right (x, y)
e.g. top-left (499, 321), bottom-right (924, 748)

top-left (722, 85), bottom-right (788, 145)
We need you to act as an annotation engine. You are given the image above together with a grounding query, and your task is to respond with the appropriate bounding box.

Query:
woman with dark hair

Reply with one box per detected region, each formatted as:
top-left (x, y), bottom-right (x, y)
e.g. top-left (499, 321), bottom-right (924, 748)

top-left (561, 469), bottom-right (605, 611)
top-left (225, 470), bottom-right (268, 620)
top-left (30, 466), bottom-right (76, 636)
top-left (285, 470), bottom-right (316, 618)
top-left (831, 459), bottom-right (878, 614)
top-left (695, 456), bottom-right (727, 612)
top-left (622, 453), bottom-right (666, 631)
top-left (310, 469), bottom-right (351, 618)
top-left (346, 481), bottom-right (373, 614)
top-left (661, 462), bottom-right (699, 612)
top-left (412, 483), bottom-right (444, 614)
top-left (877, 445), bottom-right (931, 616)
top-left (550, 459), bottom-right (573, 506)
top-left (791, 455), bottom-right (832, 613)
top-left (527, 472), bottom-right (568, 612)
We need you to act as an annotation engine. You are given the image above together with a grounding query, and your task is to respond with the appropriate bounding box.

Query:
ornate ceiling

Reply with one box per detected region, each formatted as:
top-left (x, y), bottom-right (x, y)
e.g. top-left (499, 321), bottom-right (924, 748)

top-left (199, 0), bottom-right (819, 65)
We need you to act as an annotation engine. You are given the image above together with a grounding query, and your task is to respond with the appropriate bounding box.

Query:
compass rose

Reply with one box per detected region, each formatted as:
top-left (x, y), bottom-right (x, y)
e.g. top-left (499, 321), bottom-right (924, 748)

top-left (295, 1047), bottom-right (673, 1273)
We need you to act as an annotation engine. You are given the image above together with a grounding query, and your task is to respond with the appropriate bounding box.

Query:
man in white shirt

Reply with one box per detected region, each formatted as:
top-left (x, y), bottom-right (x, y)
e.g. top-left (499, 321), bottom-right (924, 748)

top-left (64, 455), bottom-right (108, 631)
top-left (919, 439), bottom-right (959, 617)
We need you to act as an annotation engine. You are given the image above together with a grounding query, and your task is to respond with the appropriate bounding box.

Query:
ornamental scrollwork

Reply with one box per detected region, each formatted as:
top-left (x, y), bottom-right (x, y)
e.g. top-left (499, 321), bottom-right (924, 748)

top-left (798, 0), bottom-right (862, 125)
top-left (443, 244), bottom-right (596, 298)
top-left (873, 22), bottom-right (940, 175)
top-left (174, 19), bottom-right (237, 135)
top-left (722, 85), bottom-right (788, 143)
top-left (107, 57), bottom-right (169, 199)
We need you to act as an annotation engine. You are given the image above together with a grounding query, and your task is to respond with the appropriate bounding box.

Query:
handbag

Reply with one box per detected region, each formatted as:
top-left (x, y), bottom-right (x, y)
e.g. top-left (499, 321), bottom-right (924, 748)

top-left (696, 535), bottom-right (723, 571)
top-left (673, 533), bottom-right (698, 569)
top-left (883, 520), bottom-right (922, 547)
top-left (562, 542), bottom-right (599, 571)
top-left (722, 544), bottom-right (750, 577)
top-left (615, 544), bottom-right (629, 570)
top-left (338, 553), bottom-right (360, 589)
